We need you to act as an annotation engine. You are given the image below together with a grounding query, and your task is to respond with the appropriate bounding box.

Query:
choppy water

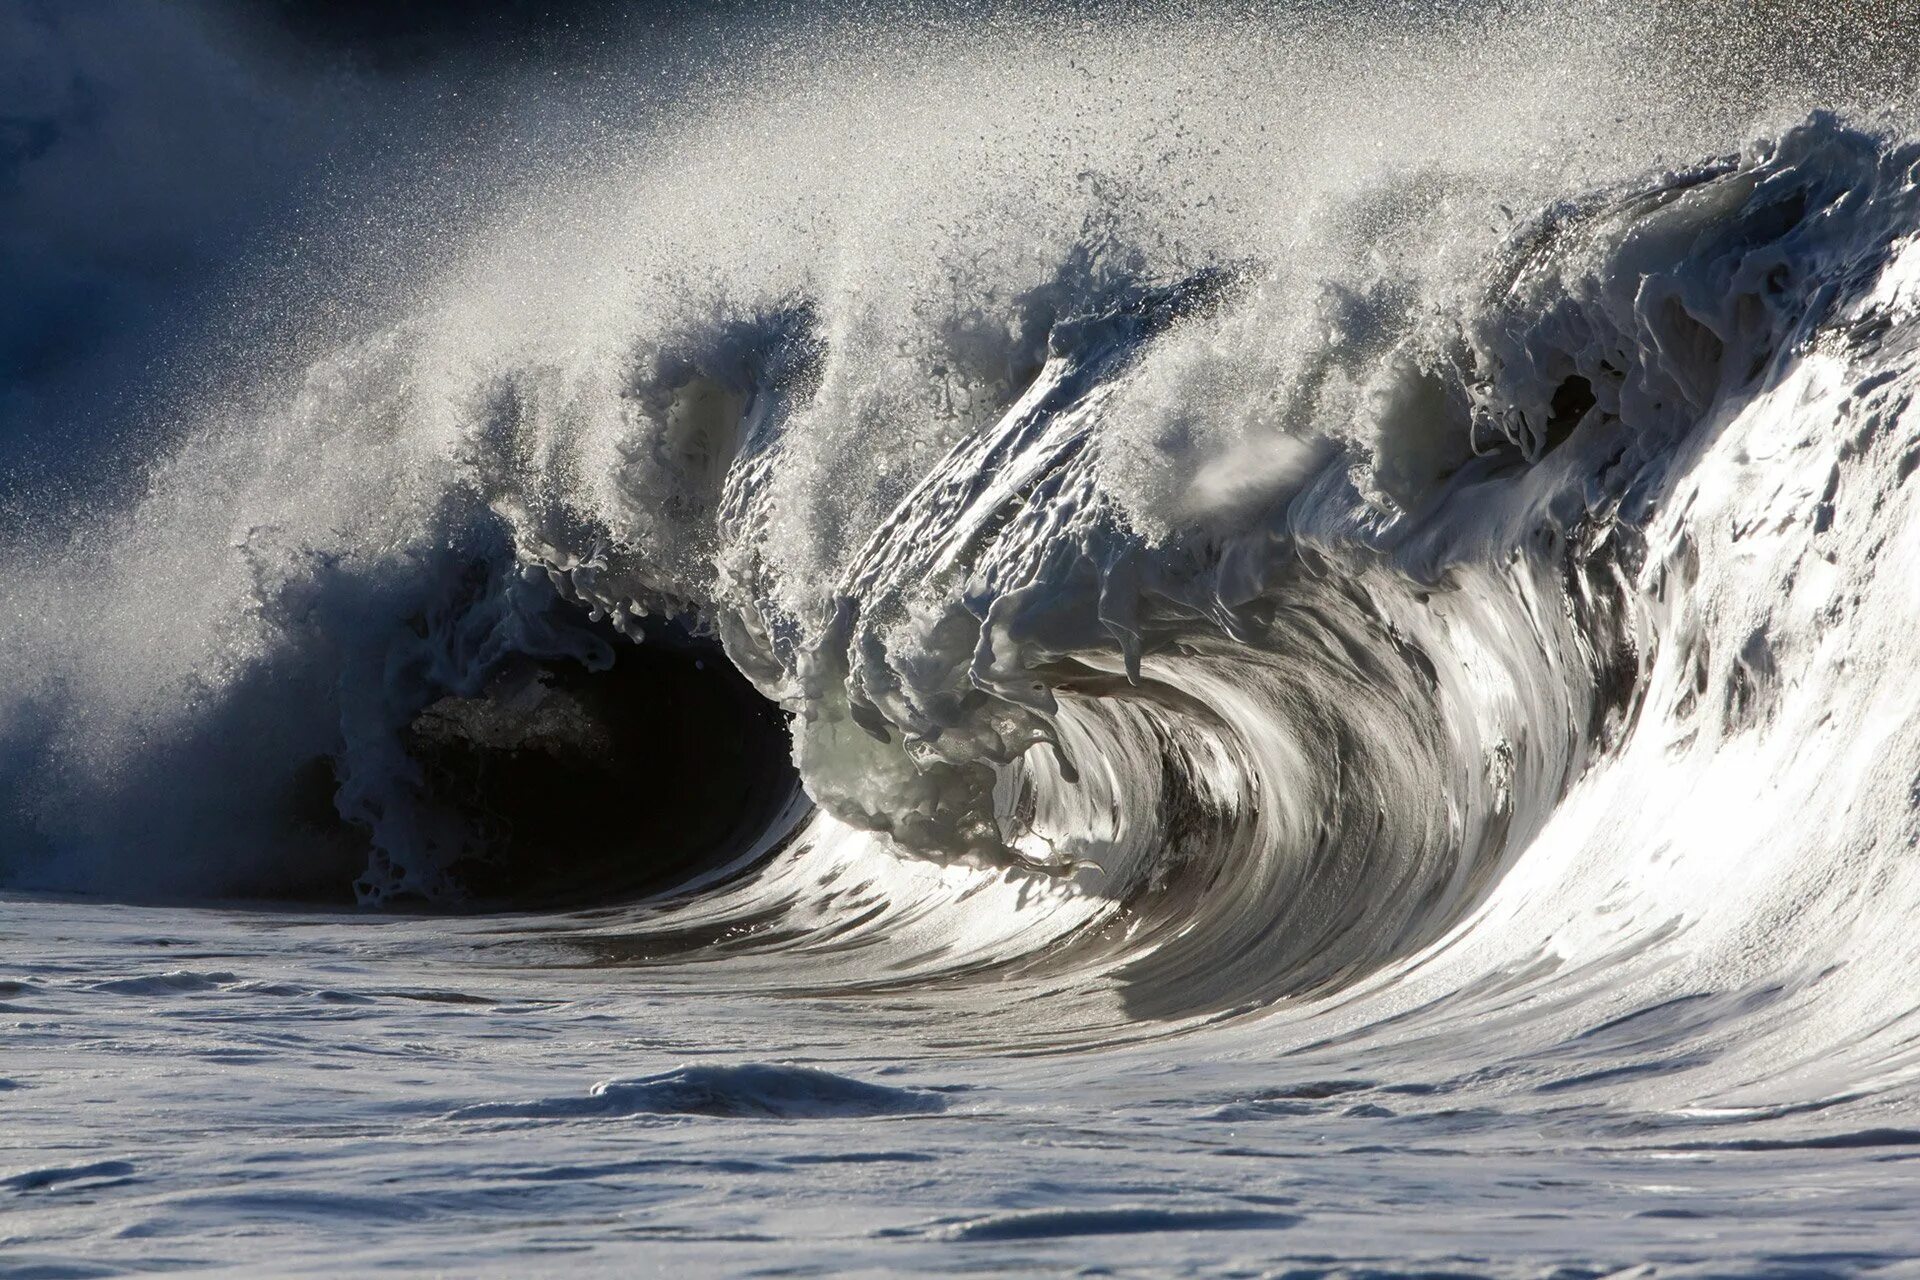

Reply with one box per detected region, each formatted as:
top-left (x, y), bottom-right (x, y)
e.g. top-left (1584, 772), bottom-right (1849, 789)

top-left (6, 3), bottom-right (1920, 1275)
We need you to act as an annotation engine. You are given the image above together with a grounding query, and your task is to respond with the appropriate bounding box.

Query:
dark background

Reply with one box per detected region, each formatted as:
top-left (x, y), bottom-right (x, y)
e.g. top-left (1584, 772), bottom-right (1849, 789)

top-left (0, 0), bottom-right (735, 512)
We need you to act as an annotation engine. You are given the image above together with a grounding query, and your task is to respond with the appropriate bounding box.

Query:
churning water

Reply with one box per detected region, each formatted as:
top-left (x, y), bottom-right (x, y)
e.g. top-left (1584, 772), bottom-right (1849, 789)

top-left (6, 3), bottom-right (1920, 1274)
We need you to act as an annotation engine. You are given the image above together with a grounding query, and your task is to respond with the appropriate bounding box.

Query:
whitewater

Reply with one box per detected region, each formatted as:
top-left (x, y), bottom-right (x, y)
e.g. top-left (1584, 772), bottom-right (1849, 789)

top-left (6, 2), bottom-right (1920, 1274)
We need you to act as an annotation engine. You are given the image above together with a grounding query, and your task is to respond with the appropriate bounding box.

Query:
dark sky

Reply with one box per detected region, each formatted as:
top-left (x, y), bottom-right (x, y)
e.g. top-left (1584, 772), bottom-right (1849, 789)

top-left (0, 0), bottom-right (728, 506)
top-left (217, 0), bottom-right (699, 69)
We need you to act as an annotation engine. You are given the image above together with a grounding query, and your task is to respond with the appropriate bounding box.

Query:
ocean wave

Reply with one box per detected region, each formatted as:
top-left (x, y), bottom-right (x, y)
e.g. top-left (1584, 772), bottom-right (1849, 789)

top-left (2, 8), bottom-right (1919, 1108)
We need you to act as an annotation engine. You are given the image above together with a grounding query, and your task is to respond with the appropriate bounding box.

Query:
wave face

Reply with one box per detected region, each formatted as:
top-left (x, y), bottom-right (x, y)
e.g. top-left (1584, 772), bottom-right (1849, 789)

top-left (7, 3), bottom-right (1920, 1272)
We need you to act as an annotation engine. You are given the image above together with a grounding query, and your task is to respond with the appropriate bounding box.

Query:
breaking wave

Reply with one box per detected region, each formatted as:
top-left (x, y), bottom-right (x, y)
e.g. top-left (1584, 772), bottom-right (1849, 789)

top-left (6, 1), bottom-right (1920, 1104)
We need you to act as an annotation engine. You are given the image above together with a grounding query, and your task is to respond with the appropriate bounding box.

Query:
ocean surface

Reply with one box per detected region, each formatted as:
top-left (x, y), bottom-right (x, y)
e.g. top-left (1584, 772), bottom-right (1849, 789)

top-left (6, 3), bottom-right (1920, 1275)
